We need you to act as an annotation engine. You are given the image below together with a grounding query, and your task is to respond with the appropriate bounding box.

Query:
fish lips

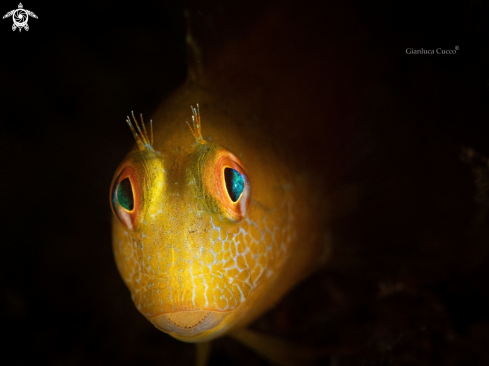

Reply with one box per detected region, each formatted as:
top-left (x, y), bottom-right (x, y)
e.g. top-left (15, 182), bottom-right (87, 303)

top-left (148, 310), bottom-right (232, 341)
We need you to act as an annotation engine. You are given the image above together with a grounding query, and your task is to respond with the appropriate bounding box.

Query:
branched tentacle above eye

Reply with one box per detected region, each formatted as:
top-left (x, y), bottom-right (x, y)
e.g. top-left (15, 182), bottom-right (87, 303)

top-left (186, 104), bottom-right (206, 144)
top-left (126, 112), bottom-right (154, 151)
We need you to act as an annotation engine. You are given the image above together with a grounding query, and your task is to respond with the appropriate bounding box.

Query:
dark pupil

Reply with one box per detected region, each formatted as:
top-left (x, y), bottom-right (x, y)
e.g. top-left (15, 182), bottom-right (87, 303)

top-left (117, 178), bottom-right (134, 211)
top-left (224, 168), bottom-right (244, 202)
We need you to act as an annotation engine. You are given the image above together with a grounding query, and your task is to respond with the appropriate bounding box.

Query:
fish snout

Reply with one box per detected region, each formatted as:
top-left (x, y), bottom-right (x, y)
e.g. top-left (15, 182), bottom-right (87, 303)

top-left (148, 310), bottom-right (231, 340)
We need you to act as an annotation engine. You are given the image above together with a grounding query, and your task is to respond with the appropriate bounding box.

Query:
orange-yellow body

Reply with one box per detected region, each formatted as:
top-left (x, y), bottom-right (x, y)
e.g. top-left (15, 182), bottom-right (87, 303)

top-left (110, 3), bottom-right (334, 343)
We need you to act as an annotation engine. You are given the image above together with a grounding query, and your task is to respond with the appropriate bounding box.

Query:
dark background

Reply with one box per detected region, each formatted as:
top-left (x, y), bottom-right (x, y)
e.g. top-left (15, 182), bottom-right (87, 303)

top-left (1, 0), bottom-right (489, 365)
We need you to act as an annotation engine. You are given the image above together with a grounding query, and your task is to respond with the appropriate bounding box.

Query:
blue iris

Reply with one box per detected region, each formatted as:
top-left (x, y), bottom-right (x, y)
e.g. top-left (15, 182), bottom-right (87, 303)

top-left (224, 168), bottom-right (244, 202)
top-left (116, 178), bottom-right (134, 211)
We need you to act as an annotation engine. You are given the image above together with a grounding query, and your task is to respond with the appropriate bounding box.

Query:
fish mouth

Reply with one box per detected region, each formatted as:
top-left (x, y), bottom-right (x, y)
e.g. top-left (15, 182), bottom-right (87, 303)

top-left (149, 310), bottom-right (231, 340)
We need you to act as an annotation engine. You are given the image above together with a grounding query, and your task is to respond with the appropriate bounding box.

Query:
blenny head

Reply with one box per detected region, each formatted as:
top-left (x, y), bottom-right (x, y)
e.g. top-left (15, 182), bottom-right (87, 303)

top-left (110, 105), bottom-right (267, 342)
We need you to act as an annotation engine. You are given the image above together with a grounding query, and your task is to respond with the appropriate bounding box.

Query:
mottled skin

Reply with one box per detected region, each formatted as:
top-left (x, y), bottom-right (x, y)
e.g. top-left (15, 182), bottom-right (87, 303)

top-left (111, 81), bottom-right (329, 342)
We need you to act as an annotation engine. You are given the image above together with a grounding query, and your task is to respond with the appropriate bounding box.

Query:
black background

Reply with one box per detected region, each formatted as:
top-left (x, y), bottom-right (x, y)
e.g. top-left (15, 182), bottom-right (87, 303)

top-left (1, 0), bottom-right (489, 365)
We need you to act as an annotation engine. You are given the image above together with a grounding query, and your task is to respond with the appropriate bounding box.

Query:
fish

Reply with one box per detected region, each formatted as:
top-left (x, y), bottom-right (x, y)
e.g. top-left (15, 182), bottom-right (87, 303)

top-left (110, 99), bottom-right (328, 338)
top-left (110, 0), bottom-right (360, 353)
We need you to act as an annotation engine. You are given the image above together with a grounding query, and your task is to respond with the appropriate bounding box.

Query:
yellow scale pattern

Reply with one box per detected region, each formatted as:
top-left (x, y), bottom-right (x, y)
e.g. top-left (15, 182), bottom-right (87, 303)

top-left (113, 179), bottom-right (295, 318)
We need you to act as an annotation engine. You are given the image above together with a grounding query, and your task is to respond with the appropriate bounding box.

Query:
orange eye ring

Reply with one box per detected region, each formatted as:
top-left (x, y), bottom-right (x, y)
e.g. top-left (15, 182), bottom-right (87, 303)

top-left (201, 150), bottom-right (251, 222)
top-left (110, 165), bottom-right (141, 230)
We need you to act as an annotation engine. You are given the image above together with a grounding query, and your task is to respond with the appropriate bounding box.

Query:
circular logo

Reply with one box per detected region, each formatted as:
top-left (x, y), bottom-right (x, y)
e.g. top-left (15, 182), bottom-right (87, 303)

top-left (12, 9), bottom-right (28, 27)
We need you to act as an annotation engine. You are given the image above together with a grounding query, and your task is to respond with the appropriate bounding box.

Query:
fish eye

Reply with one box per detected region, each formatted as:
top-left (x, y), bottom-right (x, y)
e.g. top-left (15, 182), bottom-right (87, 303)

top-left (117, 178), bottom-right (134, 211)
top-left (110, 166), bottom-right (140, 230)
top-left (224, 167), bottom-right (244, 202)
top-left (197, 148), bottom-right (251, 222)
